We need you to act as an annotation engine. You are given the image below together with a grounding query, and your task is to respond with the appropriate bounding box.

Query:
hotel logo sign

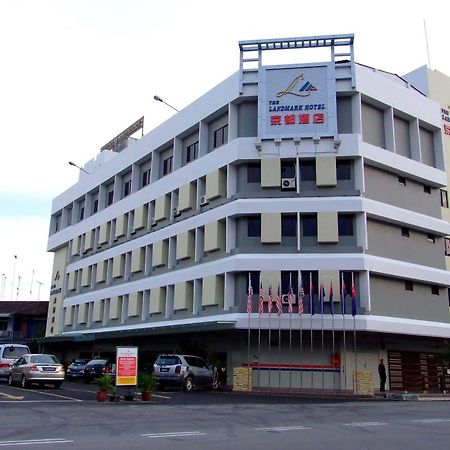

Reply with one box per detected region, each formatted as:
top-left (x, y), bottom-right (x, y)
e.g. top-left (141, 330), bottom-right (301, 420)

top-left (259, 64), bottom-right (337, 138)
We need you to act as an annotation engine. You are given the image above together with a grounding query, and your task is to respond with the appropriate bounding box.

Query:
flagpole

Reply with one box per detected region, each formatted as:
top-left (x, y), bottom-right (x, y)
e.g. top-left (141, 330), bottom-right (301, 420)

top-left (288, 273), bottom-right (293, 391)
top-left (268, 281), bottom-right (272, 390)
top-left (277, 279), bottom-right (282, 391)
top-left (298, 270), bottom-right (304, 389)
top-left (331, 281), bottom-right (336, 391)
top-left (258, 273), bottom-right (262, 391)
top-left (342, 271), bottom-right (347, 391)
top-left (320, 282), bottom-right (325, 391)
top-left (352, 272), bottom-right (358, 393)
top-left (310, 272), bottom-right (314, 390)
top-left (247, 273), bottom-right (252, 391)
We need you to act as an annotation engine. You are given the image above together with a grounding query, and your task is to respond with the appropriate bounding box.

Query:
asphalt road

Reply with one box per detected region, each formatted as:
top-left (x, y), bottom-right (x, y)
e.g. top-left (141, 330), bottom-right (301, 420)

top-left (1, 379), bottom-right (450, 449)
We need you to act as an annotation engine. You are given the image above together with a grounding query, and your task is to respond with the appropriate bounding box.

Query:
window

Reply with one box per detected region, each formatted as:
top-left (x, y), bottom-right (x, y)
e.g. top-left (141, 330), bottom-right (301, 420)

top-left (423, 185), bottom-right (432, 194)
top-left (431, 285), bottom-right (439, 295)
top-left (123, 180), bottom-right (132, 197)
top-left (79, 207), bottom-right (84, 221)
top-left (142, 168), bottom-right (151, 187)
top-left (281, 271), bottom-right (298, 294)
top-left (401, 227), bottom-right (410, 237)
top-left (281, 161), bottom-right (296, 178)
top-left (247, 271), bottom-right (260, 294)
top-left (301, 214), bottom-right (317, 237)
top-left (107, 190), bottom-right (114, 206)
top-left (282, 216), bottom-right (296, 237)
top-left (300, 160), bottom-right (316, 181)
top-left (445, 238), bottom-right (450, 256)
top-left (427, 234), bottom-right (436, 243)
top-left (336, 160), bottom-right (352, 180)
top-left (440, 189), bottom-right (449, 208)
top-left (338, 214), bottom-right (354, 236)
top-left (213, 124), bottom-right (228, 148)
top-left (92, 199), bottom-right (98, 214)
top-left (247, 217), bottom-right (261, 237)
top-left (398, 176), bottom-right (406, 186)
top-left (54, 215), bottom-right (61, 232)
top-left (186, 141), bottom-right (198, 163)
top-left (247, 163), bottom-right (261, 183)
top-left (162, 156), bottom-right (173, 176)
top-left (405, 280), bottom-right (413, 291)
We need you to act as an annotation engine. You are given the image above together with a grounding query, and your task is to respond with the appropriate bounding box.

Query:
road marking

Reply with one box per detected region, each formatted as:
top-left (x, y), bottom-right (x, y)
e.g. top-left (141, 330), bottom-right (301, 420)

top-left (150, 393), bottom-right (172, 399)
top-left (344, 422), bottom-right (388, 427)
top-left (0, 438), bottom-right (73, 446)
top-left (255, 426), bottom-right (312, 432)
top-left (141, 431), bottom-right (206, 438)
top-left (0, 392), bottom-right (24, 400)
top-left (0, 400), bottom-right (78, 403)
top-left (4, 385), bottom-right (82, 402)
top-left (413, 418), bottom-right (450, 423)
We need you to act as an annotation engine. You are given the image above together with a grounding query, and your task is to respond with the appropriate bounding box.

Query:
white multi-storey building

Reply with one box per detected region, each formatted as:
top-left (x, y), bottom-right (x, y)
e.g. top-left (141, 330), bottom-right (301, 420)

top-left (45, 35), bottom-right (450, 392)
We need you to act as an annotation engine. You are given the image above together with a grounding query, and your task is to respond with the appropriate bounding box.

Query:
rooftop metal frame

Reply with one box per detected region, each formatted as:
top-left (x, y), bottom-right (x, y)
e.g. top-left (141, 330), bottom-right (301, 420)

top-left (238, 34), bottom-right (355, 93)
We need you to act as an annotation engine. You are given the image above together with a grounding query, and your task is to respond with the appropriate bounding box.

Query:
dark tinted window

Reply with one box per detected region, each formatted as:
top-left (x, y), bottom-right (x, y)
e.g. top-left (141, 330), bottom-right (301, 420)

top-left (300, 160), bottom-right (316, 181)
top-left (156, 356), bottom-right (181, 365)
top-left (247, 163), bottom-right (261, 183)
top-left (186, 141), bottom-right (198, 163)
top-left (213, 125), bottom-right (228, 148)
top-left (281, 161), bottom-right (295, 178)
top-left (142, 169), bottom-right (151, 187)
top-left (86, 359), bottom-right (108, 366)
top-left (301, 214), bottom-right (317, 236)
top-left (247, 271), bottom-right (260, 294)
top-left (247, 217), bottom-right (261, 237)
top-left (30, 355), bottom-right (59, 364)
top-left (336, 160), bottom-right (351, 180)
top-left (107, 190), bottom-right (114, 206)
top-left (163, 156), bottom-right (173, 176)
top-left (282, 216), bottom-right (297, 237)
top-left (1, 346), bottom-right (29, 359)
top-left (338, 214), bottom-right (354, 236)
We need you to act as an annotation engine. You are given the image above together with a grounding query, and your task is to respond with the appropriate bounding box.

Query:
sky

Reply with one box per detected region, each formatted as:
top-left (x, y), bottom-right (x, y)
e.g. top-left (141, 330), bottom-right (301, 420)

top-left (1, 0), bottom-right (449, 302)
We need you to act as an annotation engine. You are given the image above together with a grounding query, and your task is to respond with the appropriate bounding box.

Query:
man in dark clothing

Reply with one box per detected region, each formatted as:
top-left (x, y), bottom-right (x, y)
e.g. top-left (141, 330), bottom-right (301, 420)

top-left (378, 358), bottom-right (387, 392)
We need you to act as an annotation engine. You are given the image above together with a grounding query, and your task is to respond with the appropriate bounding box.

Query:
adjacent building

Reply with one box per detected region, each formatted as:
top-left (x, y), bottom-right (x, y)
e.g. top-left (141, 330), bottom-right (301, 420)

top-left (44, 35), bottom-right (450, 392)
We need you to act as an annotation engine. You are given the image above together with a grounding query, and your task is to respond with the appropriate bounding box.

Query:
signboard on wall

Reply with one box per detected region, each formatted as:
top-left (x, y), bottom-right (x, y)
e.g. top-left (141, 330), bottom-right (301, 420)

top-left (258, 64), bottom-right (337, 139)
top-left (116, 346), bottom-right (138, 386)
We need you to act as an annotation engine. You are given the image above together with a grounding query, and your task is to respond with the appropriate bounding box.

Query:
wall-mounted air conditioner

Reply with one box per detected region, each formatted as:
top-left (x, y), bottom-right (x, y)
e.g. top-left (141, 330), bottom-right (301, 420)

top-left (200, 195), bottom-right (209, 206)
top-left (281, 178), bottom-right (296, 190)
top-left (281, 294), bottom-right (297, 305)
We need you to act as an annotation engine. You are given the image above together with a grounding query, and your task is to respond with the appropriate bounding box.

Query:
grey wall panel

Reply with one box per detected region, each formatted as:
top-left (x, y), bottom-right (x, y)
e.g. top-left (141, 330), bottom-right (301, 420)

top-left (370, 274), bottom-right (449, 322)
top-left (337, 96), bottom-right (353, 134)
top-left (238, 101), bottom-right (258, 137)
top-left (420, 127), bottom-right (435, 167)
top-left (362, 102), bottom-right (385, 149)
top-left (394, 116), bottom-right (411, 158)
top-left (364, 165), bottom-right (441, 218)
top-left (367, 219), bottom-right (445, 269)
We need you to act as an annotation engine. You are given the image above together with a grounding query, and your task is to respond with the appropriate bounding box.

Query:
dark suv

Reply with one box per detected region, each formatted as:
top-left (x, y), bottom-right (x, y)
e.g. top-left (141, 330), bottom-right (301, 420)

top-left (153, 354), bottom-right (217, 392)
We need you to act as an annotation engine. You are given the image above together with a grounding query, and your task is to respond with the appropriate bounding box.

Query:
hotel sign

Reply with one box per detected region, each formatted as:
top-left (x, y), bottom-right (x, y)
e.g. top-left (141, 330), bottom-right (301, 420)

top-left (259, 64), bottom-right (337, 139)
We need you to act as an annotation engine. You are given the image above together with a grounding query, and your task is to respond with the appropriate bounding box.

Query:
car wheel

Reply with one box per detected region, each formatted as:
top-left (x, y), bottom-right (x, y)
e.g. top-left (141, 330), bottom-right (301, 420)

top-left (21, 375), bottom-right (29, 389)
top-left (183, 377), bottom-right (194, 392)
top-left (53, 382), bottom-right (62, 389)
top-left (157, 383), bottom-right (165, 391)
top-left (7, 374), bottom-right (13, 386)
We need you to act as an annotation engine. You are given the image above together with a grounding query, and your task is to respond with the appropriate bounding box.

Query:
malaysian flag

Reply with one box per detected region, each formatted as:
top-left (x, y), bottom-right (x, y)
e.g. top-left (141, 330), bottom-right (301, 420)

top-left (329, 281), bottom-right (334, 315)
top-left (341, 278), bottom-right (347, 315)
top-left (309, 274), bottom-right (314, 316)
top-left (268, 284), bottom-right (273, 314)
top-left (287, 280), bottom-right (294, 314)
top-left (319, 282), bottom-right (325, 314)
top-left (276, 282), bottom-right (283, 316)
top-left (247, 274), bottom-right (253, 314)
top-left (298, 283), bottom-right (305, 315)
top-left (351, 279), bottom-right (357, 317)
top-left (258, 276), bottom-right (264, 315)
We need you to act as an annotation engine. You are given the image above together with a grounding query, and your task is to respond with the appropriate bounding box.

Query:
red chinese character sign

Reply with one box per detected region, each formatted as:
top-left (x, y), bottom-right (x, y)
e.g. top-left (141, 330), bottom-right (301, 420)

top-left (259, 64), bottom-right (337, 139)
top-left (116, 346), bottom-right (138, 386)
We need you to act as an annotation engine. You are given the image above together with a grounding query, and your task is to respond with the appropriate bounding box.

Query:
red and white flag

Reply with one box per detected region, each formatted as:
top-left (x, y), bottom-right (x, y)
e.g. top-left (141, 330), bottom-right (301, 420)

top-left (268, 285), bottom-right (273, 314)
top-left (287, 281), bottom-right (294, 314)
top-left (247, 274), bottom-right (253, 314)
top-left (276, 282), bottom-right (283, 317)
top-left (258, 276), bottom-right (264, 315)
top-left (298, 283), bottom-right (304, 315)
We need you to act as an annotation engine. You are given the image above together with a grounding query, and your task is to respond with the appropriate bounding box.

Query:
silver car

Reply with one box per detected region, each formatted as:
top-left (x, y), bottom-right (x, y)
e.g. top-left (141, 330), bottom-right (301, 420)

top-left (8, 354), bottom-right (65, 389)
top-left (153, 354), bottom-right (218, 392)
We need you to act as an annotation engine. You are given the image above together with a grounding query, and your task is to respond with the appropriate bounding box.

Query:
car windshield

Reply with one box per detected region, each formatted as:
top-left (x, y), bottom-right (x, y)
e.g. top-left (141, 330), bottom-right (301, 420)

top-left (2, 346), bottom-right (29, 359)
top-left (156, 356), bottom-right (181, 365)
top-left (30, 355), bottom-right (59, 364)
top-left (86, 359), bottom-right (107, 366)
top-left (71, 361), bottom-right (87, 366)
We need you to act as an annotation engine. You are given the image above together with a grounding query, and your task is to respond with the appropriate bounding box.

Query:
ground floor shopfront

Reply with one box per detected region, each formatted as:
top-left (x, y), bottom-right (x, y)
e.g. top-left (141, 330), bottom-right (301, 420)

top-left (40, 323), bottom-right (450, 394)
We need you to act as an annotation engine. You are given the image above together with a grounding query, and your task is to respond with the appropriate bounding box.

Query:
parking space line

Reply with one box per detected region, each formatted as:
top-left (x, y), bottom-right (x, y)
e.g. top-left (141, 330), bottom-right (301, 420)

top-left (413, 418), bottom-right (450, 423)
top-left (255, 426), bottom-right (312, 432)
top-left (4, 385), bottom-right (82, 402)
top-left (344, 422), bottom-right (388, 427)
top-left (0, 438), bottom-right (73, 446)
top-left (0, 392), bottom-right (24, 400)
top-left (141, 431), bottom-right (206, 438)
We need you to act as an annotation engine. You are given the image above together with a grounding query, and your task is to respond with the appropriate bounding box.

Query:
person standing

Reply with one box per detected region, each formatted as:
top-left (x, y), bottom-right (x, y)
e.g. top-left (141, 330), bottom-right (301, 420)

top-left (378, 358), bottom-right (387, 392)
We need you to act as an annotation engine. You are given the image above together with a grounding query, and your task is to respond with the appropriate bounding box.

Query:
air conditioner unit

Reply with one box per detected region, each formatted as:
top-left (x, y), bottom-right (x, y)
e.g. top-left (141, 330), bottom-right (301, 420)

top-left (150, 218), bottom-right (158, 227)
top-left (281, 294), bottom-right (297, 305)
top-left (281, 178), bottom-right (296, 190)
top-left (173, 207), bottom-right (181, 217)
top-left (200, 195), bottom-right (209, 206)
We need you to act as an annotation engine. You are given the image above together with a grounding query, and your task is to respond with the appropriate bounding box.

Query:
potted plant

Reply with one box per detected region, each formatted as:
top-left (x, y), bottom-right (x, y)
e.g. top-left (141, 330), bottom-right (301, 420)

top-left (95, 373), bottom-right (114, 402)
top-left (138, 372), bottom-right (156, 401)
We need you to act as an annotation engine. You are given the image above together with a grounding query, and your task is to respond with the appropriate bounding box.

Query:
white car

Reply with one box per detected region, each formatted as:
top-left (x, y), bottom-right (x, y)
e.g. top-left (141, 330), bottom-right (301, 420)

top-left (0, 344), bottom-right (30, 379)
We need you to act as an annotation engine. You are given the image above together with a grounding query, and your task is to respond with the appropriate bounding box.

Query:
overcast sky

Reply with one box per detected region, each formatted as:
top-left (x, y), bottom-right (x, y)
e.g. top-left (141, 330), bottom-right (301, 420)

top-left (1, 0), bottom-right (449, 302)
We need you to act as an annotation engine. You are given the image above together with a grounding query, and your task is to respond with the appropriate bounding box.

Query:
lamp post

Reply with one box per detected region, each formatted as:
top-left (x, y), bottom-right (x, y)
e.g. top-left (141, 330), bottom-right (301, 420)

top-left (36, 281), bottom-right (43, 301)
top-left (153, 95), bottom-right (179, 112)
top-left (68, 161), bottom-right (90, 174)
top-left (10, 255), bottom-right (17, 301)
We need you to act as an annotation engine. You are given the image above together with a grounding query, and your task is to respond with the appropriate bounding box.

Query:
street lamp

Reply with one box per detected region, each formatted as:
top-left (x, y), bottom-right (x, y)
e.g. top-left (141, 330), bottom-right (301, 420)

top-left (153, 95), bottom-right (179, 112)
top-left (68, 161), bottom-right (90, 175)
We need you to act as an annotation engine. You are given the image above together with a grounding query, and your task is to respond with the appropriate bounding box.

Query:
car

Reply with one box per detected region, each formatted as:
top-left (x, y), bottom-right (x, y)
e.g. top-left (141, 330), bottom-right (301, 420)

top-left (0, 344), bottom-right (31, 379)
top-left (153, 354), bottom-right (218, 392)
top-left (65, 358), bottom-right (90, 380)
top-left (82, 358), bottom-right (114, 383)
top-left (8, 354), bottom-right (65, 389)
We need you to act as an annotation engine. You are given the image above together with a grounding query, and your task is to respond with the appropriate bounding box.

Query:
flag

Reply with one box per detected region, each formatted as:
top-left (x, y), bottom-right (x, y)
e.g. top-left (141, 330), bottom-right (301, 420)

top-left (341, 278), bottom-right (347, 315)
top-left (319, 282), bottom-right (325, 314)
top-left (247, 274), bottom-right (253, 314)
top-left (298, 283), bottom-right (304, 315)
top-left (258, 277), bottom-right (264, 315)
top-left (309, 274), bottom-right (314, 315)
top-left (276, 282), bottom-right (283, 316)
top-left (329, 281), bottom-right (334, 315)
top-left (351, 279), bottom-right (357, 317)
top-left (268, 284), bottom-right (273, 314)
top-left (287, 280), bottom-right (294, 314)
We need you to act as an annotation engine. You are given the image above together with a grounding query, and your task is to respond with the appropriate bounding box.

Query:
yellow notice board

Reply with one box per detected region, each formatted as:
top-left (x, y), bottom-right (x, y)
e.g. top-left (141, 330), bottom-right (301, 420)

top-left (116, 346), bottom-right (138, 386)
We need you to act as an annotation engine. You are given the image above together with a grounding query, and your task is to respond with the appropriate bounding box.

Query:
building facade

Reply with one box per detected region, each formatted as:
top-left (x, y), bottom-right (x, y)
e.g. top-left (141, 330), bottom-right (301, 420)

top-left (44, 35), bottom-right (450, 392)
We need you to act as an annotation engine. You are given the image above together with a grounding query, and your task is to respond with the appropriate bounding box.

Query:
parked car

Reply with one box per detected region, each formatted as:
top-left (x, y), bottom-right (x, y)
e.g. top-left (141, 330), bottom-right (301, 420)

top-left (0, 344), bottom-right (30, 379)
top-left (83, 358), bottom-right (114, 383)
top-left (65, 359), bottom-right (90, 380)
top-left (8, 354), bottom-right (65, 389)
top-left (153, 354), bottom-right (218, 392)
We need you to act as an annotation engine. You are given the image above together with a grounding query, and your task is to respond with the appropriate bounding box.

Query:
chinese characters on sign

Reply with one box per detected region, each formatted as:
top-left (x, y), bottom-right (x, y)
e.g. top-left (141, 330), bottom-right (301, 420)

top-left (442, 108), bottom-right (450, 136)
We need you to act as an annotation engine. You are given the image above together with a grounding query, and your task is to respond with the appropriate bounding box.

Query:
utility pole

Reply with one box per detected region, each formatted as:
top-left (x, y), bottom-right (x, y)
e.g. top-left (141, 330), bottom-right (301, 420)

top-left (36, 281), bottom-right (43, 301)
top-left (10, 255), bottom-right (17, 301)
top-left (16, 275), bottom-right (21, 300)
